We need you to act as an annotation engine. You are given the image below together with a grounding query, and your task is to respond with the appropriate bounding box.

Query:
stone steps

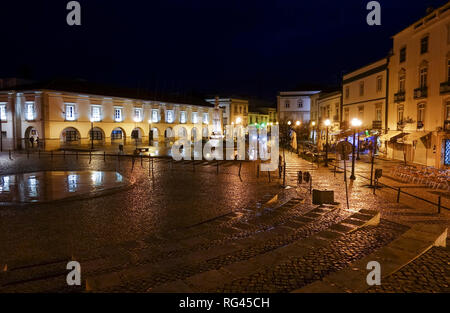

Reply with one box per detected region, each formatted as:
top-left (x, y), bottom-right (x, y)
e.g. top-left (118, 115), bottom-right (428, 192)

top-left (148, 209), bottom-right (380, 292)
top-left (295, 223), bottom-right (448, 293)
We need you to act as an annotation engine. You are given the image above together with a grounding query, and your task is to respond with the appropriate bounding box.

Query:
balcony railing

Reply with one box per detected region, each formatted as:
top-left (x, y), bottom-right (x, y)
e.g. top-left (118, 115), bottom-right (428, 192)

top-left (440, 81), bottom-right (450, 94)
top-left (414, 86), bottom-right (428, 99)
top-left (394, 91), bottom-right (405, 103)
top-left (372, 120), bottom-right (382, 129)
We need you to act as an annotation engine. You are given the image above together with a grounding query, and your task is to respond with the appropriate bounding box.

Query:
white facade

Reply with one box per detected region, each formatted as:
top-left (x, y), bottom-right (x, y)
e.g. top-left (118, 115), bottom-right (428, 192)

top-left (277, 91), bottom-right (321, 124)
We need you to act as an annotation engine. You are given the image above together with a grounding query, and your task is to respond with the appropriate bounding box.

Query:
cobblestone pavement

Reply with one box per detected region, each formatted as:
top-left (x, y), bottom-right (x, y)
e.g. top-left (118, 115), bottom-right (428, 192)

top-left (214, 220), bottom-right (407, 292)
top-left (0, 150), bottom-right (449, 293)
top-left (367, 240), bottom-right (450, 293)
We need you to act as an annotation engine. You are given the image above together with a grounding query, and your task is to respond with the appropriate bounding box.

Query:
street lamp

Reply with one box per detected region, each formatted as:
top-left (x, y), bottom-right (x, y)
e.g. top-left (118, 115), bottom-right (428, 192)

top-left (311, 121), bottom-right (316, 144)
top-left (90, 118), bottom-right (94, 150)
top-left (350, 118), bottom-right (362, 180)
top-left (324, 119), bottom-right (331, 167)
top-left (134, 117), bottom-right (139, 149)
top-left (287, 120), bottom-right (292, 126)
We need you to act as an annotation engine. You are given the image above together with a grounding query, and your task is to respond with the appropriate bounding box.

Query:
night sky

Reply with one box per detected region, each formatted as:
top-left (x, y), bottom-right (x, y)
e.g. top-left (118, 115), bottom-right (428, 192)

top-left (0, 0), bottom-right (448, 102)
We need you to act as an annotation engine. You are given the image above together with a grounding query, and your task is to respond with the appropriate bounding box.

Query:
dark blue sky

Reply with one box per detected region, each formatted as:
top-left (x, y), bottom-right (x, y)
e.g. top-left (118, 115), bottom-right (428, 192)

top-left (0, 0), bottom-right (448, 102)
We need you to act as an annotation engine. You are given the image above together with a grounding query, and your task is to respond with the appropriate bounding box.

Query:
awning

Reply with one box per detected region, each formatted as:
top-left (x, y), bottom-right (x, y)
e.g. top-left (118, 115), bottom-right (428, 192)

top-left (390, 132), bottom-right (409, 143)
top-left (398, 131), bottom-right (430, 145)
top-left (379, 131), bottom-right (401, 141)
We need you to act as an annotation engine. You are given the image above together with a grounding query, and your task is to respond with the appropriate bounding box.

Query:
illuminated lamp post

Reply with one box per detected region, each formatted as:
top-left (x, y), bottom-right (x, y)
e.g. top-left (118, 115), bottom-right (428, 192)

top-left (324, 119), bottom-right (331, 167)
top-left (90, 118), bottom-right (94, 150)
top-left (350, 118), bottom-right (362, 180)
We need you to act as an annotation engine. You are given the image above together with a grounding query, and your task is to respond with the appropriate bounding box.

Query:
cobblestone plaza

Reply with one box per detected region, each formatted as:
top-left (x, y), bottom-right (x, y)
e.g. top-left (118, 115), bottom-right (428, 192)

top-left (0, 148), bottom-right (448, 293)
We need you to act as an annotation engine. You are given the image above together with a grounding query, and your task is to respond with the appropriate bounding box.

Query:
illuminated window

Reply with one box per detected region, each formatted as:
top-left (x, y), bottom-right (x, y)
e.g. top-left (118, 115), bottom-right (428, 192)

top-left (345, 87), bottom-right (350, 99)
top-left (446, 100), bottom-right (450, 121)
top-left (358, 106), bottom-right (364, 120)
top-left (26, 102), bottom-right (35, 120)
top-left (166, 110), bottom-right (174, 123)
top-left (152, 109), bottom-right (158, 122)
top-left (417, 103), bottom-right (426, 123)
top-left (114, 108), bottom-right (122, 122)
top-left (134, 108), bottom-right (142, 122)
top-left (376, 104), bottom-right (382, 121)
top-left (0, 103), bottom-right (6, 121)
top-left (192, 112), bottom-right (198, 123)
top-left (65, 104), bottom-right (76, 121)
top-left (298, 99), bottom-right (303, 108)
top-left (203, 112), bottom-right (209, 124)
top-left (359, 81), bottom-right (365, 96)
top-left (285, 100), bottom-right (290, 108)
top-left (180, 111), bottom-right (186, 123)
top-left (91, 106), bottom-right (101, 122)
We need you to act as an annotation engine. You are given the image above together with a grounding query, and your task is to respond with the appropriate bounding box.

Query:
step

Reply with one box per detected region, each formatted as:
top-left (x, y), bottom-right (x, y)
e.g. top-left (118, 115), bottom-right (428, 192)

top-left (295, 223), bottom-right (448, 293)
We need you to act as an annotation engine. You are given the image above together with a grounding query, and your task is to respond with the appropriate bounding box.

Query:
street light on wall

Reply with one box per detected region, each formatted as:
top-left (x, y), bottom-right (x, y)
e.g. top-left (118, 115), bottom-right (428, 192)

top-left (324, 119), bottom-right (331, 167)
top-left (350, 118), bottom-right (362, 180)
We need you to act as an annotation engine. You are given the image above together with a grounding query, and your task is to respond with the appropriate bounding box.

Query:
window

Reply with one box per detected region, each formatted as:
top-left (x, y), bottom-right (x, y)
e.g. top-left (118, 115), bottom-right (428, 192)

top-left (420, 36), bottom-right (429, 54)
top-left (358, 106), bottom-right (364, 120)
top-left (445, 140), bottom-right (450, 166)
top-left (0, 103), bottom-right (6, 121)
top-left (375, 104), bottom-right (382, 121)
top-left (91, 106), bottom-right (101, 122)
top-left (179, 111), bottom-right (186, 123)
top-left (90, 129), bottom-right (103, 140)
top-left (152, 109), bottom-right (158, 122)
top-left (398, 105), bottom-right (404, 123)
top-left (134, 108), bottom-right (142, 122)
top-left (66, 104), bottom-right (75, 121)
top-left (234, 105), bottom-right (238, 113)
top-left (399, 70), bottom-right (406, 92)
top-left (114, 108), bottom-right (122, 122)
top-left (285, 100), bottom-right (290, 108)
top-left (192, 112), bottom-right (198, 123)
top-left (326, 105), bottom-right (330, 118)
top-left (417, 103), bottom-right (425, 123)
top-left (345, 87), bottom-right (350, 99)
top-left (344, 108), bottom-right (349, 121)
top-left (335, 103), bottom-right (339, 119)
top-left (111, 129), bottom-right (123, 139)
top-left (419, 66), bottom-right (428, 88)
top-left (376, 76), bottom-right (382, 92)
top-left (239, 106), bottom-right (242, 114)
top-left (446, 100), bottom-right (450, 121)
top-left (26, 102), bottom-right (35, 120)
top-left (203, 112), bottom-right (209, 124)
top-left (65, 130), bottom-right (78, 142)
top-left (166, 110), bottom-right (174, 123)
top-left (400, 46), bottom-right (406, 63)
top-left (447, 58), bottom-right (450, 82)
top-left (359, 81), bottom-right (364, 96)
top-left (297, 99), bottom-right (303, 108)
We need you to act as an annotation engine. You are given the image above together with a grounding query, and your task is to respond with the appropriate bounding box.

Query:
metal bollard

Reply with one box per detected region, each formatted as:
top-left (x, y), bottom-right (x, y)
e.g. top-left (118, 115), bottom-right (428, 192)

top-left (397, 187), bottom-right (401, 203)
top-left (297, 171), bottom-right (303, 184)
top-left (51, 150), bottom-right (53, 160)
top-left (438, 196), bottom-right (441, 214)
top-left (104, 151), bottom-right (106, 162)
top-left (9, 150), bottom-right (12, 160)
top-left (309, 176), bottom-right (312, 194)
top-left (238, 162), bottom-right (242, 177)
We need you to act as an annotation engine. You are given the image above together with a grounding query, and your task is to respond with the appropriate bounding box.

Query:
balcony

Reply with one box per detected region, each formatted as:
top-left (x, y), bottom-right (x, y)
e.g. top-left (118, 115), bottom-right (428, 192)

top-left (394, 91), bottom-right (405, 103)
top-left (414, 86), bottom-right (428, 99)
top-left (372, 120), bottom-right (382, 129)
top-left (440, 81), bottom-right (450, 94)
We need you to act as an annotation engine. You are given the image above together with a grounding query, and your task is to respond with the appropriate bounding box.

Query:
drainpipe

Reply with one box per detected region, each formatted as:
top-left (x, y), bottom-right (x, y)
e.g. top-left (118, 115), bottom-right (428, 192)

top-left (385, 56), bottom-right (390, 135)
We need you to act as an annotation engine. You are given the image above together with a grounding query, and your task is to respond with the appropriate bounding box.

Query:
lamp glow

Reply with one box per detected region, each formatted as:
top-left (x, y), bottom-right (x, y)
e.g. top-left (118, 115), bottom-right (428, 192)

top-left (351, 118), bottom-right (362, 127)
top-left (324, 119), bottom-right (331, 127)
top-left (287, 121), bottom-right (292, 125)
top-left (296, 121), bottom-right (301, 126)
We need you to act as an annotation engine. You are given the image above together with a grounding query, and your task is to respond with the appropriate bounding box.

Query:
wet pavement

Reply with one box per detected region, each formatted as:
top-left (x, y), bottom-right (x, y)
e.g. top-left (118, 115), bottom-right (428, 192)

top-left (0, 149), bottom-right (448, 293)
top-left (0, 171), bottom-right (127, 204)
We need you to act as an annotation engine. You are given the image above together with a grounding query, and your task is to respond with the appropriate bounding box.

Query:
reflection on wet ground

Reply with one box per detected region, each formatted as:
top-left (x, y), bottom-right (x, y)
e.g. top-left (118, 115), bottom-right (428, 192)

top-left (0, 171), bottom-right (126, 203)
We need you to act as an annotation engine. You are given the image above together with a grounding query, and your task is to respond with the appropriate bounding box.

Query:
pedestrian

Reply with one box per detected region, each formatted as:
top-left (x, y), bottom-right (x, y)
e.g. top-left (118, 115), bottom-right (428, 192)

top-left (35, 136), bottom-right (39, 147)
top-left (278, 155), bottom-right (283, 178)
top-left (29, 136), bottom-right (34, 148)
